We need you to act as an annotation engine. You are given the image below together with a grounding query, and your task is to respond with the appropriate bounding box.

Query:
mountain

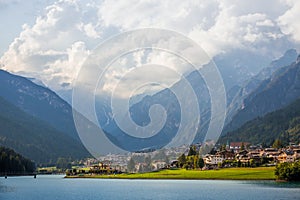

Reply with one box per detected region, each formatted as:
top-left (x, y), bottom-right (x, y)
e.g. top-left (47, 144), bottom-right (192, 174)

top-left (96, 50), bottom-right (296, 150)
top-left (226, 49), bottom-right (298, 124)
top-left (0, 69), bottom-right (79, 141)
top-left (212, 49), bottom-right (276, 91)
top-left (219, 98), bottom-right (300, 146)
top-left (224, 54), bottom-right (300, 133)
top-left (96, 66), bottom-right (215, 151)
top-left (0, 96), bottom-right (89, 164)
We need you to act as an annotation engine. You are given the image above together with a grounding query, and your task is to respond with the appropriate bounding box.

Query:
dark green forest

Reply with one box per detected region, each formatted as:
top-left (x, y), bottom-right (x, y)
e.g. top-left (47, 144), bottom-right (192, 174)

top-left (0, 96), bottom-right (89, 164)
top-left (0, 146), bottom-right (35, 174)
top-left (220, 98), bottom-right (300, 146)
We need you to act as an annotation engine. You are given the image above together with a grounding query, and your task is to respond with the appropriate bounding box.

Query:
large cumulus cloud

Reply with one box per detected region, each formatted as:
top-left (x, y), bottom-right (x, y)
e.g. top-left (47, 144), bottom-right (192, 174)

top-left (0, 0), bottom-right (299, 95)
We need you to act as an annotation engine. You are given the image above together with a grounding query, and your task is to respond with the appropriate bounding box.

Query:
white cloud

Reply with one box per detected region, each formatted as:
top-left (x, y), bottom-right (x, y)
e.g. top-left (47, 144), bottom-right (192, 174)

top-left (0, 0), bottom-right (99, 91)
top-left (278, 0), bottom-right (300, 42)
top-left (0, 0), bottom-right (299, 97)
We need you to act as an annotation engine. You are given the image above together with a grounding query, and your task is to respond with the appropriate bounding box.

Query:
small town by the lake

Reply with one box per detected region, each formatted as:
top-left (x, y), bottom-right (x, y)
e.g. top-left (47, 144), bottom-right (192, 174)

top-left (1, 1), bottom-right (300, 200)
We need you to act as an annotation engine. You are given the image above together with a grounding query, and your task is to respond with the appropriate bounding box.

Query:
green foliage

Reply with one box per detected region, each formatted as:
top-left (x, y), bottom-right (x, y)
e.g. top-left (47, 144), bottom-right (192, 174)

top-left (221, 98), bottom-right (300, 146)
top-left (0, 146), bottom-right (35, 174)
top-left (198, 157), bottom-right (204, 169)
top-left (272, 139), bottom-right (283, 149)
top-left (56, 157), bottom-right (71, 170)
top-left (0, 96), bottom-right (89, 164)
top-left (178, 153), bottom-right (204, 170)
top-left (178, 154), bottom-right (186, 168)
top-left (275, 161), bottom-right (300, 181)
top-left (241, 143), bottom-right (245, 150)
top-left (188, 145), bottom-right (197, 156)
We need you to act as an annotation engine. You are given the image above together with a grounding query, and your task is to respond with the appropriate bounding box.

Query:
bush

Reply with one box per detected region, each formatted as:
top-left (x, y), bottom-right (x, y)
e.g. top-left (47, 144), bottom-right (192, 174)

top-left (275, 160), bottom-right (300, 181)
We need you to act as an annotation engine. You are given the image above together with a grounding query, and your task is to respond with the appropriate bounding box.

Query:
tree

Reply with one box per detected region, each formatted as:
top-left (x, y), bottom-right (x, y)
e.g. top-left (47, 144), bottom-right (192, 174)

top-left (193, 155), bottom-right (199, 169)
top-left (56, 157), bottom-right (71, 170)
top-left (241, 143), bottom-right (245, 150)
top-left (198, 157), bottom-right (205, 169)
top-left (275, 160), bottom-right (300, 181)
top-left (237, 160), bottom-right (241, 167)
top-left (0, 146), bottom-right (35, 174)
top-left (127, 157), bottom-right (136, 173)
top-left (178, 154), bottom-right (186, 168)
top-left (272, 139), bottom-right (283, 149)
top-left (188, 145), bottom-right (197, 156)
top-left (220, 144), bottom-right (226, 151)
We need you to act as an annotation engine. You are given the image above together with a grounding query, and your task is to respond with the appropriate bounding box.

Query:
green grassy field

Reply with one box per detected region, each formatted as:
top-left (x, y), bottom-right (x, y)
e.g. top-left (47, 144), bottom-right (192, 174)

top-left (66, 167), bottom-right (276, 180)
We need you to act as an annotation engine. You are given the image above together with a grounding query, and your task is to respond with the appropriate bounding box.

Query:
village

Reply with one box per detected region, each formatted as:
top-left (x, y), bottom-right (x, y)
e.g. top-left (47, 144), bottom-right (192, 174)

top-left (67, 142), bottom-right (300, 176)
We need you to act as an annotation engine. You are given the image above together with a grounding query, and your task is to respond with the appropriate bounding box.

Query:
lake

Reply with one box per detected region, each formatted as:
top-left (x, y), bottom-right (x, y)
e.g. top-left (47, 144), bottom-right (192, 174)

top-left (0, 175), bottom-right (300, 200)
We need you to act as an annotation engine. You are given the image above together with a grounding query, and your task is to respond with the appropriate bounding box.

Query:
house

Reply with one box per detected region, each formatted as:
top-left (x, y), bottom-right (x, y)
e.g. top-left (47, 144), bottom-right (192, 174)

top-left (152, 161), bottom-right (168, 170)
top-left (230, 142), bottom-right (250, 152)
top-left (247, 149), bottom-right (261, 159)
top-left (278, 150), bottom-right (295, 163)
top-left (204, 155), bottom-right (224, 165)
top-left (216, 150), bottom-right (235, 160)
top-left (260, 148), bottom-right (280, 160)
top-left (293, 149), bottom-right (300, 160)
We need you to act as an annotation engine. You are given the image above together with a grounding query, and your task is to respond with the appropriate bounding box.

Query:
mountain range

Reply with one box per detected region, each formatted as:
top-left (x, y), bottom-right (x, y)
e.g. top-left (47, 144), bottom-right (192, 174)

top-left (220, 97), bottom-right (300, 146)
top-left (98, 49), bottom-right (300, 148)
top-left (0, 96), bottom-right (89, 163)
top-left (0, 70), bottom-right (79, 141)
top-left (0, 48), bottom-right (299, 160)
top-left (224, 53), bottom-right (300, 134)
top-left (0, 70), bottom-right (91, 164)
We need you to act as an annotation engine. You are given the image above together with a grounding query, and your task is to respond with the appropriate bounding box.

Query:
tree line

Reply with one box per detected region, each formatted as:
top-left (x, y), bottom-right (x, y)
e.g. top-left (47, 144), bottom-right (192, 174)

top-left (177, 146), bottom-right (204, 169)
top-left (0, 146), bottom-right (35, 174)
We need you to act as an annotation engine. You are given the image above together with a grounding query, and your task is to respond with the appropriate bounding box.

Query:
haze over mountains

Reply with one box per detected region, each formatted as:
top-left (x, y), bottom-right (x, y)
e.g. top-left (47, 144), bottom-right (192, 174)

top-left (0, 70), bottom-right (79, 141)
top-left (96, 49), bottom-right (300, 148)
top-left (0, 48), bottom-right (299, 163)
top-left (0, 70), bottom-right (90, 163)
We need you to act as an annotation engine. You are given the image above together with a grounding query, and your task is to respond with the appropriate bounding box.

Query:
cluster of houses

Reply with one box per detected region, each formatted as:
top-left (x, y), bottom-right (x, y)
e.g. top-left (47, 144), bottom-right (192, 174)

top-left (66, 161), bottom-right (123, 176)
top-left (69, 142), bottom-right (300, 175)
top-left (203, 142), bottom-right (300, 167)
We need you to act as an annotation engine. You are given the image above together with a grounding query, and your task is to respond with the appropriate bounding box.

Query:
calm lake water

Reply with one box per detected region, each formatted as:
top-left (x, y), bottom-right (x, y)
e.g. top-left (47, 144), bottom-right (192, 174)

top-left (0, 175), bottom-right (300, 200)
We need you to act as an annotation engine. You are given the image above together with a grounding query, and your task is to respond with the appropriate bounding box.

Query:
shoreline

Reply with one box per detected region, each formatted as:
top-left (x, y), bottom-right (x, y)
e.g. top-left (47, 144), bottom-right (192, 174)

top-left (65, 176), bottom-right (276, 181)
top-left (65, 167), bottom-right (276, 181)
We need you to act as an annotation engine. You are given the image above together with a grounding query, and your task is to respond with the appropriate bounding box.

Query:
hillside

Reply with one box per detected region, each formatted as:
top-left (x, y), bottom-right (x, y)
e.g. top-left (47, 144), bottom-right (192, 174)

top-left (219, 98), bottom-right (300, 146)
top-left (0, 96), bottom-right (90, 164)
top-left (97, 51), bottom-right (299, 150)
top-left (0, 70), bottom-right (79, 141)
top-left (0, 146), bottom-right (35, 174)
top-left (226, 49), bottom-right (298, 124)
top-left (224, 55), bottom-right (300, 133)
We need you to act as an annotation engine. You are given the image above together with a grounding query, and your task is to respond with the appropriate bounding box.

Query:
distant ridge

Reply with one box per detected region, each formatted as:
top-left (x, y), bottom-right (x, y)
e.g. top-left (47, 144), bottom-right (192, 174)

top-left (224, 53), bottom-right (300, 133)
top-left (0, 96), bottom-right (90, 163)
top-left (220, 97), bottom-right (300, 146)
top-left (0, 69), bottom-right (79, 141)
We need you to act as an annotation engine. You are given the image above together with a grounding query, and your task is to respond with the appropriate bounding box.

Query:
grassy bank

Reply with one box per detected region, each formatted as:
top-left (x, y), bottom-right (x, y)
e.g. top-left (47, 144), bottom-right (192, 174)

top-left (66, 167), bottom-right (276, 180)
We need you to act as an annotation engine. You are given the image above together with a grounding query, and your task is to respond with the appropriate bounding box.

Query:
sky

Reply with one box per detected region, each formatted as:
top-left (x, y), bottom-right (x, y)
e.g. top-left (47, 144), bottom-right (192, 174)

top-left (0, 0), bottom-right (300, 99)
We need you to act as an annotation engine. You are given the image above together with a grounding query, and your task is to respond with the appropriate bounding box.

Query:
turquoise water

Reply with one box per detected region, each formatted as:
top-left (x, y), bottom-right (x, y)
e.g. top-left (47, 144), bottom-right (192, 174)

top-left (0, 175), bottom-right (300, 200)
